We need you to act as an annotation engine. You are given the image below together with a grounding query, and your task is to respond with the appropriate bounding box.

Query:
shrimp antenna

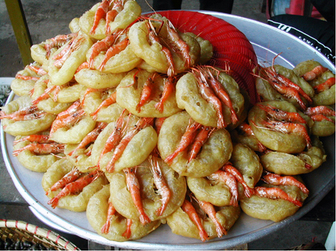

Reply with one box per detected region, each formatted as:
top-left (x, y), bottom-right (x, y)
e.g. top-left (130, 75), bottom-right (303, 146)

top-left (145, 0), bottom-right (157, 14)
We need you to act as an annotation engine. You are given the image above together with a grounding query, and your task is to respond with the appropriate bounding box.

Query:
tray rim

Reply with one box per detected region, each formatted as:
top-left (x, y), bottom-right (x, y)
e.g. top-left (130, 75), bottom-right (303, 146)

top-left (1, 10), bottom-right (335, 249)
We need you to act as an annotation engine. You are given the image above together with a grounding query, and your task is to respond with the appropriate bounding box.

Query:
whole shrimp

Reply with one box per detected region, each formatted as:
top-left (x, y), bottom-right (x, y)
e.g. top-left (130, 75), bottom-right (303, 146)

top-left (105, 117), bottom-right (153, 172)
top-left (164, 120), bottom-right (201, 165)
top-left (188, 126), bottom-right (215, 163)
top-left (148, 155), bottom-right (171, 216)
top-left (193, 196), bottom-right (227, 238)
top-left (13, 143), bottom-right (65, 157)
top-left (181, 199), bottom-right (208, 242)
top-left (48, 169), bottom-right (102, 208)
top-left (123, 167), bottom-right (151, 225)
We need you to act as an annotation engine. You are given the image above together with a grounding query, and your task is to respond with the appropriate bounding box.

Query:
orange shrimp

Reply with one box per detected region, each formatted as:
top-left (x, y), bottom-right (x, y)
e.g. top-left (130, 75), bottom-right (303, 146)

top-left (155, 77), bottom-right (175, 113)
top-left (98, 38), bottom-right (129, 71)
top-left (88, 32), bottom-right (121, 67)
top-left (313, 77), bottom-right (335, 93)
top-left (90, 0), bottom-right (110, 34)
top-left (44, 33), bottom-right (76, 58)
top-left (192, 68), bottom-right (226, 128)
top-left (188, 126), bottom-right (215, 163)
top-left (0, 105), bottom-right (39, 120)
top-left (14, 135), bottom-right (51, 145)
top-left (204, 67), bottom-right (239, 124)
top-left (254, 186), bottom-right (302, 207)
top-left (147, 21), bottom-right (176, 77)
top-left (105, 0), bottom-right (123, 34)
top-left (181, 199), bottom-right (208, 242)
top-left (148, 155), bottom-right (171, 216)
top-left (32, 85), bottom-right (58, 105)
top-left (257, 103), bottom-right (307, 124)
top-left (267, 79), bottom-right (308, 110)
top-left (164, 120), bottom-right (201, 165)
top-left (123, 167), bottom-right (151, 225)
top-left (105, 117), bottom-right (153, 172)
top-left (302, 65), bottom-right (328, 81)
top-left (222, 163), bottom-right (255, 198)
top-left (261, 120), bottom-right (311, 149)
top-left (12, 143), bottom-right (65, 156)
top-left (101, 201), bottom-right (117, 234)
top-left (237, 122), bottom-right (267, 152)
top-left (14, 74), bottom-right (40, 81)
top-left (47, 168), bottom-right (82, 195)
top-left (305, 106), bottom-right (336, 117)
top-left (194, 197), bottom-right (227, 238)
top-left (49, 109), bottom-right (86, 136)
top-left (154, 117), bottom-right (166, 135)
top-left (48, 169), bottom-right (102, 208)
top-left (97, 110), bottom-right (127, 167)
top-left (0, 109), bottom-right (47, 122)
top-left (136, 73), bottom-right (158, 113)
top-left (26, 64), bottom-right (47, 76)
top-left (208, 170), bottom-right (239, 207)
top-left (53, 35), bottom-right (85, 68)
top-left (262, 172), bottom-right (309, 194)
top-left (122, 219), bottom-right (132, 239)
top-left (165, 20), bottom-right (191, 68)
top-left (69, 122), bottom-right (108, 156)
top-left (91, 91), bottom-right (117, 120)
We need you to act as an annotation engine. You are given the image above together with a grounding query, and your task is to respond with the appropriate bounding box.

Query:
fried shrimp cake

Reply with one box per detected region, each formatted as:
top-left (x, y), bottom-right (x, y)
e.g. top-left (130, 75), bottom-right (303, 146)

top-left (176, 69), bottom-right (245, 128)
top-left (260, 136), bottom-right (327, 175)
top-left (78, 0), bottom-right (142, 40)
top-left (91, 114), bottom-right (157, 172)
top-left (166, 199), bottom-right (240, 241)
top-left (158, 111), bottom-right (233, 177)
top-left (86, 185), bottom-right (161, 241)
top-left (294, 60), bottom-right (335, 106)
top-left (248, 101), bottom-right (311, 153)
top-left (128, 16), bottom-right (200, 74)
top-left (240, 175), bottom-right (309, 222)
top-left (116, 69), bottom-right (181, 118)
top-left (42, 158), bottom-right (108, 212)
top-left (1, 95), bottom-right (56, 136)
top-left (107, 156), bottom-right (186, 222)
top-left (48, 32), bottom-right (93, 86)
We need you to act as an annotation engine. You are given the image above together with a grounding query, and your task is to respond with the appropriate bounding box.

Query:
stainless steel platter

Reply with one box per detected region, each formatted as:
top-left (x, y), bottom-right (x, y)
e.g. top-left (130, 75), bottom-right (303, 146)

top-left (1, 11), bottom-right (335, 250)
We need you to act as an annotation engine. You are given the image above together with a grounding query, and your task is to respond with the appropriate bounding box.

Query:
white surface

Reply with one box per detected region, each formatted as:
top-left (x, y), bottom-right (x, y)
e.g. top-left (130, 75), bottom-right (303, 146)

top-left (1, 12), bottom-right (335, 250)
top-left (325, 221), bottom-right (335, 251)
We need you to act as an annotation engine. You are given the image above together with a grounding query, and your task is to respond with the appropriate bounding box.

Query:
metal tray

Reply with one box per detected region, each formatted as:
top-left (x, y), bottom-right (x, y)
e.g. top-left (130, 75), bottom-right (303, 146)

top-left (1, 11), bottom-right (335, 250)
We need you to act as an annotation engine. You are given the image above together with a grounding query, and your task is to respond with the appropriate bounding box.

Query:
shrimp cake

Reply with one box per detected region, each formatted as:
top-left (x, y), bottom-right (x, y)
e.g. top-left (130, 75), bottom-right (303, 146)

top-left (31, 77), bottom-right (73, 114)
top-left (82, 88), bottom-right (125, 123)
top-left (158, 111), bottom-right (233, 177)
top-left (187, 176), bottom-right (234, 207)
top-left (261, 136), bottom-right (326, 175)
top-left (230, 143), bottom-right (263, 189)
top-left (240, 182), bottom-right (308, 222)
top-left (166, 204), bottom-right (240, 241)
top-left (176, 71), bottom-right (245, 128)
top-left (91, 116), bottom-right (157, 172)
top-left (107, 158), bottom-right (187, 222)
top-left (49, 115), bottom-right (96, 144)
top-left (13, 139), bottom-right (61, 172)
top-left (248, 101), bottom-right (310, 153)
top-left (48, 32), bottom-right (93, 86)
top-left (116, 69), bottom-right (182, 118)
top-left (128, 18), bottom-right (200, 74)
top-left (1, 95), bottom-right (56, 136)
top-left (78, 0), bottom-right (142, 40)
top-left (294, 60), bottom-right (335, 106)
top-left (11, 62), bottom-right (44, 96)
top-left (42, 158), bottom-right (108, 212)
top-left (86, 185), bottom-right (161, 241)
